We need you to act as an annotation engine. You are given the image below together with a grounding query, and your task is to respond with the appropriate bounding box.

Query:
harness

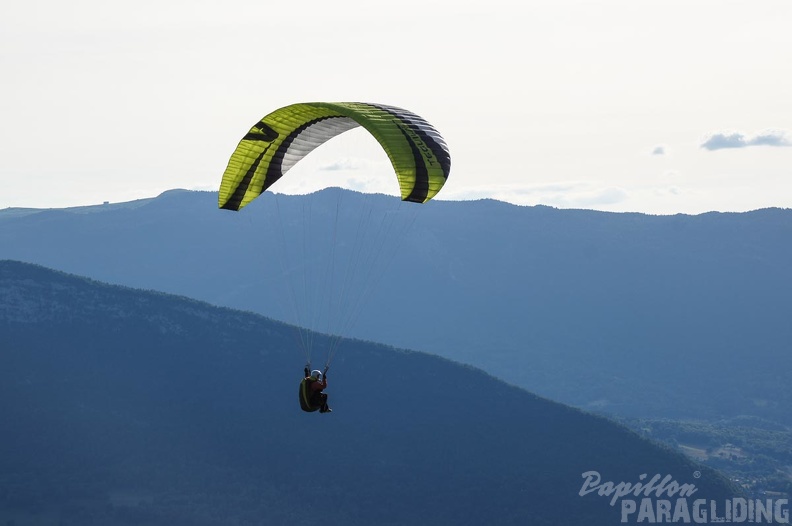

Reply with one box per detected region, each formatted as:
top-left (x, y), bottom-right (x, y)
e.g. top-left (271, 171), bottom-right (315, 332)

top-left (299, 377), bottom-right (321, 412)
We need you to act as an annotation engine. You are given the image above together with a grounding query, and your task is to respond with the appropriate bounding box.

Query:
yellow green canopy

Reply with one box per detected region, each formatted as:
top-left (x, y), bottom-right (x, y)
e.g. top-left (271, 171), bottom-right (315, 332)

top-left (218, 102), bottom-right (451, 211)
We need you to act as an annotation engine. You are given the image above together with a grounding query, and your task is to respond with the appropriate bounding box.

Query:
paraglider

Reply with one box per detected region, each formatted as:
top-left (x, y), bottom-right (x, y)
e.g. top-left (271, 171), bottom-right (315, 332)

top-left (299, 365), bottom-right (331, 413)
top-left (218, 102), bottom-right (450, 413)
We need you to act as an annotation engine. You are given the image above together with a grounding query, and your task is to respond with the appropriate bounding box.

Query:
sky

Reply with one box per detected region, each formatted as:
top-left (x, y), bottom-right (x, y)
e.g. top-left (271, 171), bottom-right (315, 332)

top-left (1, 0), bottom-right (791, 215)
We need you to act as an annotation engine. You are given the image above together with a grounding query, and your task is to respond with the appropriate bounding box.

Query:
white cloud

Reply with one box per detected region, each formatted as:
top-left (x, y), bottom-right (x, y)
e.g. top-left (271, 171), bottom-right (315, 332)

top-left (653, 185), bottom-right (682, 197)
top-left (440, 182), bottom-right (629, 209)
top-left (271, 166), bottom-right (398, 197)
top-left (700, 129), bottom-right (792, 151)
top-left (318, 157), bottom-right (370, 172)
top-left (554, 186), bottom-right (629, 207)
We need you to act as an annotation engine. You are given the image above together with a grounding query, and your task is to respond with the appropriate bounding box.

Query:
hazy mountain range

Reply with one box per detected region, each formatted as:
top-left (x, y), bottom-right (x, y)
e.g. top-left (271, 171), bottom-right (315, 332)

top-left (1, 189), bottom-right (790, 424)
top-left (0, 260), bottom-right (739, 525)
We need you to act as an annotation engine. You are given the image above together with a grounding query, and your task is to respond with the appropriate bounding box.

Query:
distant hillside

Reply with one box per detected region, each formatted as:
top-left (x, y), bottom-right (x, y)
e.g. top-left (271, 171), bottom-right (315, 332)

top-left (2, 189), bottom-right (791, 424)
top-left (616, 416), bottom-right (792, 498)
top-left (0, 261), bottom-right (739, 526)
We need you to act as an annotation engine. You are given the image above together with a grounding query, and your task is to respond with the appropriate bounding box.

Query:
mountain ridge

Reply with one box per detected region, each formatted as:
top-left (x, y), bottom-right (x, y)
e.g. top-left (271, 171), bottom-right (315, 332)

top-left (2, 189), bottom-right (790, 424)
top-left (0, 260), bottom-right (740, 525)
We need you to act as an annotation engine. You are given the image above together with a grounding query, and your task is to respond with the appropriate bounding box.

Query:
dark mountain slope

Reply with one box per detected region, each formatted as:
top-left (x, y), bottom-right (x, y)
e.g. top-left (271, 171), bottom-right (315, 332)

top-left (0, 261), bottom-right (738, 525)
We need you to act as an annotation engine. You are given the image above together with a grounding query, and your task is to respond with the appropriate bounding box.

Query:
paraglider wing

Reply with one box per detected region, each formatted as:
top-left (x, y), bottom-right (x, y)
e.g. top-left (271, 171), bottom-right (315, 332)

top-left (218, 102), bottom-right (451, 211)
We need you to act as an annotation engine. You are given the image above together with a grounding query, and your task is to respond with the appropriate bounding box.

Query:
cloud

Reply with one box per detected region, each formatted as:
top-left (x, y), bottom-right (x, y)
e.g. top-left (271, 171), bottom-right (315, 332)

top-left (700, 129), bottom-right (792, 151)
top-left (750, 131), bottom-right (792, 147)
top-left (271, 163), bottom-right (398, 197)
top-left (318, 157), bottom-right (370, 171)
top-left (654, 185), bottom-right (681, 197)
top-left (555, 186), bottom-right (629, 207)
top-left (651, 145), bottom-right (666, 156)
top-left (440, 182), bottom-right (629, 209)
